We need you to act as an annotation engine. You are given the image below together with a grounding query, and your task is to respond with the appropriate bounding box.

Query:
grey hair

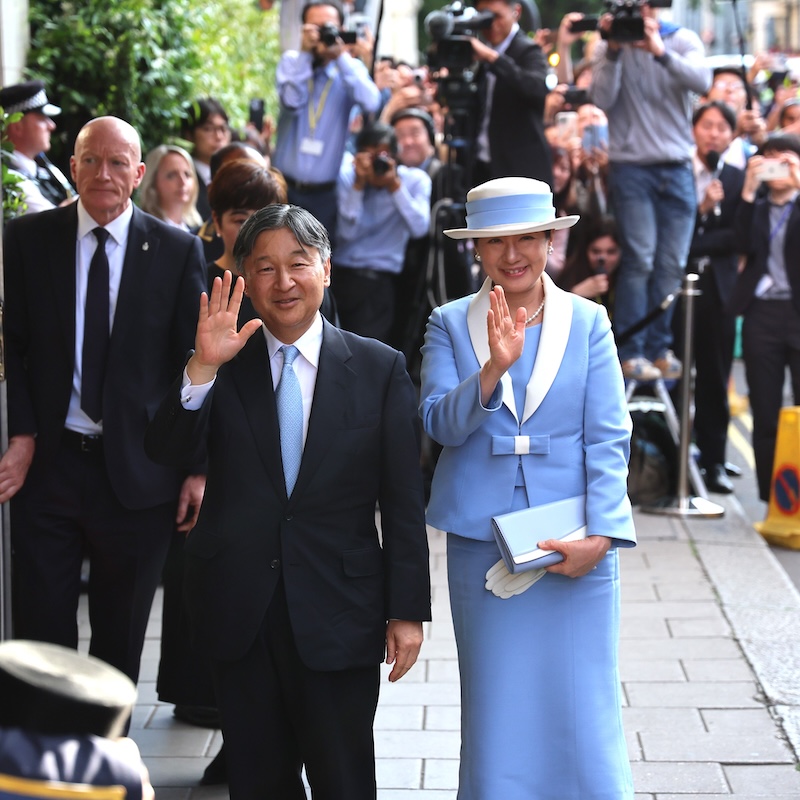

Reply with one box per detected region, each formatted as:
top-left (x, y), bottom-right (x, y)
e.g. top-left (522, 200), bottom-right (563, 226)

top-left (233, 204), bottom-right (332, 275)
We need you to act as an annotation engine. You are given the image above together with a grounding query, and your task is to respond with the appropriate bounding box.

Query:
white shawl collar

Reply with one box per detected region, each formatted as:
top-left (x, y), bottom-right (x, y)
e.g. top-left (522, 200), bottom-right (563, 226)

top-left (466, 272), bottom-right (574, 424)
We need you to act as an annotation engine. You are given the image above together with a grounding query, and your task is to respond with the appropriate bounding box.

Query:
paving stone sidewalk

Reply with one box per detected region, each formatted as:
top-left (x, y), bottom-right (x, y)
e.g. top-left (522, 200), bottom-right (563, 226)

top-left (94, 492), bottom-right (800, 798)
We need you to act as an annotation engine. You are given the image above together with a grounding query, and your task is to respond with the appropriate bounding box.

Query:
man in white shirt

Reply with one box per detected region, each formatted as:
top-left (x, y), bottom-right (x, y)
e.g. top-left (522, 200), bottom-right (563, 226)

top-left (0, 81), bottom-right (75, 214)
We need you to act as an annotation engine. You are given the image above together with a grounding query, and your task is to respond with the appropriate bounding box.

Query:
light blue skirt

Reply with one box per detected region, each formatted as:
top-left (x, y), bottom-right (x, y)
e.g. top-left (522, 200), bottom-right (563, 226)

top-left (447, 531), bottom-right (634, 800)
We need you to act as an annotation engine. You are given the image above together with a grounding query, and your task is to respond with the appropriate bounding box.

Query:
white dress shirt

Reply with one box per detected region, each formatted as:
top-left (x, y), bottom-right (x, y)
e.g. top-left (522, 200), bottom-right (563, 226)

top-left (181, 313), bottom-right (324, 449)
top-left (65, 200), bottom-right (133, 434)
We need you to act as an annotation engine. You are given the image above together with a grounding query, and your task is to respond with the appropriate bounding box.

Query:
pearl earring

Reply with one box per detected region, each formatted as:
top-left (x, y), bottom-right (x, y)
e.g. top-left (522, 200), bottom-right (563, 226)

top-left (547, 244), bottom-right (554, 254)
top-left (475, 252), bottom-right (481, 262)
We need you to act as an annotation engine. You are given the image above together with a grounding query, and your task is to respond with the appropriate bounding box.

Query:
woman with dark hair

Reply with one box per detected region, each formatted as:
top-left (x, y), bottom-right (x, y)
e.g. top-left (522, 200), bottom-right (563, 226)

top-left (181, 97), bottom-right (232, 218)
top-left (420, 177), bottom-right (635, 798)
top-left (207, 159), bottom-right (286, 289)
top-left (557, 216), bottom-right (621, 312)
top-left (547, 145), bottom-right (580, 279)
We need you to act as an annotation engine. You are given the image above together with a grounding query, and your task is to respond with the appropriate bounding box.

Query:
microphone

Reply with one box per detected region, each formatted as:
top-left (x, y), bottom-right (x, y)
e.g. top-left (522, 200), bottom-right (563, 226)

top-left (706, 150), bottom-right (723, 217)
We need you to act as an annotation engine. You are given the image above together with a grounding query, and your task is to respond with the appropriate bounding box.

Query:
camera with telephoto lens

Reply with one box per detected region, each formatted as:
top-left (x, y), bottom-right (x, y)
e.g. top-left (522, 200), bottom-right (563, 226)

top-left (372, 154), bottom-right (392, 176)
top-left (318, 21), bottom-right (341, 47)
top-left (568, 0), bottom-right (672, 44)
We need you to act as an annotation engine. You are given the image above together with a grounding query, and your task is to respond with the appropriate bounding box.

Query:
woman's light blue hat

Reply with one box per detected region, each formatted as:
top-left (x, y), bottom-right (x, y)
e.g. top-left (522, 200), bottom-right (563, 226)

top-left (444, 177), bottom-right (579, 240)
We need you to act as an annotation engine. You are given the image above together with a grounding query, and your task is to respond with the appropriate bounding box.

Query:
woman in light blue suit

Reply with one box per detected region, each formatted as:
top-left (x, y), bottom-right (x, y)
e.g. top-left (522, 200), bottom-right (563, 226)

top-left (420, 177), bottom-right (636, 799)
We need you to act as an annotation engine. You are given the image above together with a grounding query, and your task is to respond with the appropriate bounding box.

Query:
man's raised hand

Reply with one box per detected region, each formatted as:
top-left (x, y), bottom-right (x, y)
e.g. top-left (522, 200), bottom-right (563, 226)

top-left (187, 271), bottom-right (263, 384)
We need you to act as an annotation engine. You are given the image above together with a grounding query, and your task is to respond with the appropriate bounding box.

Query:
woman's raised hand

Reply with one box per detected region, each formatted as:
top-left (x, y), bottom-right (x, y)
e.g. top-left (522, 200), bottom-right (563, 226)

top-left (487, 285), bottom-right (527, 373)
top-left (479, 285), bottom-right (527, 405)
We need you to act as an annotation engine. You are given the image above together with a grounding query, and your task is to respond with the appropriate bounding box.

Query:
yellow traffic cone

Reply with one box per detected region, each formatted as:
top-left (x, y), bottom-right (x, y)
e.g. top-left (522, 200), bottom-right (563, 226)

top-left (756, 406), bottom-right (800, 549)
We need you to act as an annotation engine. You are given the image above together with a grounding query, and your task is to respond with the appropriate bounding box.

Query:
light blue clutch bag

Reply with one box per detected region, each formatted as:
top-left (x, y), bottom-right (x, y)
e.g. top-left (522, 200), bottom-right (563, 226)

top-left (491, 495), bottom-right (587, 574)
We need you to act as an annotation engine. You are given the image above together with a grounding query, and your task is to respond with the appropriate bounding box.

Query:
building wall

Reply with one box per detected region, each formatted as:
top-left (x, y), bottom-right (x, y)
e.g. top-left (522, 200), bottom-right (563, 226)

top-left (0, 0), bottom-right (28, 87)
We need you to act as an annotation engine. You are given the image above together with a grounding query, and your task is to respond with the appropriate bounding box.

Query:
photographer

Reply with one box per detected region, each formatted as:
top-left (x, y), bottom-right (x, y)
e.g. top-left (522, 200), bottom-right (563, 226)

top-left (333, 122), bottom-right (431, 343)
top-left (469, 0), bottom-right (552, 185)
top-left (272, 0), bottom-right (380, 240)
top-left (590, 1), bottom-right (711, 381)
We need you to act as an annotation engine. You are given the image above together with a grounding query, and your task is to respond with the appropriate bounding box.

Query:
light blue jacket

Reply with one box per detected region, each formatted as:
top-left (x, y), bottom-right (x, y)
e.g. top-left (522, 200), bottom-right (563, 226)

top-left (420, 274), bottom-right (636, 546)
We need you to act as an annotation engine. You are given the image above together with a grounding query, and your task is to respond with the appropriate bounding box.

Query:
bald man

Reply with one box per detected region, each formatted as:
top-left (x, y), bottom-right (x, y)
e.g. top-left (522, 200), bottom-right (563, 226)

top-left (1, 116), bottom-right (206, 685)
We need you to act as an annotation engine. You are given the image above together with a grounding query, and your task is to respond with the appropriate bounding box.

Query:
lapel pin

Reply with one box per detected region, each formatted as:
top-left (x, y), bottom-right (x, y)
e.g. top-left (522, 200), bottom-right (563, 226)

top-left (142, 242), bottom-right (149, 251)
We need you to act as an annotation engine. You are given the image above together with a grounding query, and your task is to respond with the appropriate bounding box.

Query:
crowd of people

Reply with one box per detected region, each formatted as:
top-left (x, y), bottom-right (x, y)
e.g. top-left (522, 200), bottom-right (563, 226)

top-left (1, 0), bottom-right (800, 797)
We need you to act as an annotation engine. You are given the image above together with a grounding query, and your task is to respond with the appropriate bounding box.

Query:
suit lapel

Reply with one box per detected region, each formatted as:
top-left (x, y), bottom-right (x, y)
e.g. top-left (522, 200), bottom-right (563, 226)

top-left (521, 273), bottom-right (572, 423)
top-left (289, 321), bottom-right (351, 503)
top-left (50, 205), bottom-right (80, 362)
top-left (231, 332), bottom-right (288, 498)
top-left (109, 208), bottom-right (157, 355)
top-left (466, 273), bottom-right (573, 425)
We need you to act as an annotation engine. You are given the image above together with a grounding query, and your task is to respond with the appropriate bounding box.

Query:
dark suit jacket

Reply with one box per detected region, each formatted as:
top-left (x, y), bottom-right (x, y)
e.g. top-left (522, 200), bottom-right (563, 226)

top-left (3, 204), bottom-right (206, 510)
top-left (145, 321), bottom-right (431, 668)
top-left (728, 192), bottom-right (800, 316)
top-left (477, 31), bottom-right (552, 184)
top-left (688, 163), bottom-right (745, 305)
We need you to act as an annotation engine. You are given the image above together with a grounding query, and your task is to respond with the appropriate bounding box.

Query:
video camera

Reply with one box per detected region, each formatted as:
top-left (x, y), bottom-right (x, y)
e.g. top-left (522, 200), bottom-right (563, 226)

top-left (569, 0), bottom-right (672, 44)
top-left (424, 0), bottom-right (495, 73)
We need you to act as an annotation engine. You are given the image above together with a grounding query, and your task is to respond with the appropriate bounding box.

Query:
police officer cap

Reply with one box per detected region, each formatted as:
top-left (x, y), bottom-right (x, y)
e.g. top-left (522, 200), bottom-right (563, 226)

top-left (0, 80), bottom-right (61, 117)
top-left (390, 108), bottom-right (436, 148)
top-left (0, 641), bottom-right (136, 738)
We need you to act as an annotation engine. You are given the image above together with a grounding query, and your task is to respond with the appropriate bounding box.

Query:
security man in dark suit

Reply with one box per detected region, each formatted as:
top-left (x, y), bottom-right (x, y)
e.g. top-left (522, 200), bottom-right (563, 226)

top-left (0, 116), bottom-right (207, 685)
top-left (145, 204), bottom-right (431, 799)
top-left (685, 101), bottom-right (745, 494)
top-left (469, 0), bottom-right (552, 185)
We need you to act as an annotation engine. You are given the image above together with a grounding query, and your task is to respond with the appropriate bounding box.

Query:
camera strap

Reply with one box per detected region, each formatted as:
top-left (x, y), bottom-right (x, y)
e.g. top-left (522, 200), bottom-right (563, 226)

top-left (307, 77), bottom-right (334, 137)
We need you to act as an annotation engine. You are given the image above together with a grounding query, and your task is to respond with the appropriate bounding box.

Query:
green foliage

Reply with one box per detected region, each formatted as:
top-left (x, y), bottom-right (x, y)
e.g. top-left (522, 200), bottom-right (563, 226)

top-left (26, 0), bottom-right (281, 165)
top-left (27, 0), bottom-right (200, 162)
top-left (185, 0), bottom-right (281, 136)
top-left (1, 109), bottom-right (28, 223)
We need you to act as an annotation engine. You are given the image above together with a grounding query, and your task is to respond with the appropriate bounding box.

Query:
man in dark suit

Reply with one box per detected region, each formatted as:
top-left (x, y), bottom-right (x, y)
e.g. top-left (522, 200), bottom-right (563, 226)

top-left (0, 116), bottom-right (206, 685)
top-left (145, 204), bottom-right (431, 799)
top-left (684, 101), bottom-right (745, 494)
top-left (469, 0), bottom-right (552, 185)
top-left (729, 134), bottom-right (800, 502)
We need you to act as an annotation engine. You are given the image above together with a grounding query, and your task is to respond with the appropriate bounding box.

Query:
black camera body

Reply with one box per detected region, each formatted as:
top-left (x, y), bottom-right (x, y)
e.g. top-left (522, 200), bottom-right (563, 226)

top-left (318, 21), bottom-right (341, 47)
top-left (424, 1), bottom-right (495, 73)
top-left (372, 154), bottom-right (392, 176)
top-left (568, 0), bottom-right (672, 44)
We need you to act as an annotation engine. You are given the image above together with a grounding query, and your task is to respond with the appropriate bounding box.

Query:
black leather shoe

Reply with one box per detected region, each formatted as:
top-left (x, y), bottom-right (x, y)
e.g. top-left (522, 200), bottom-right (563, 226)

top-left (173, 705), bottom-right (221, 728)
top-left (200, 745), bottom-right (227, 786)
top-left (702, 464), bottom-right (734, 494)
top-left (724, 461), bottom-right (743, 478)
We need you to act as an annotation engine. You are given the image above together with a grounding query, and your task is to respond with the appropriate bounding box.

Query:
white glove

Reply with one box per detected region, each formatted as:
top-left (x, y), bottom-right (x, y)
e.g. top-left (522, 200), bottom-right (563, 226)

top-left (485, 558), bottom-right (546, 599)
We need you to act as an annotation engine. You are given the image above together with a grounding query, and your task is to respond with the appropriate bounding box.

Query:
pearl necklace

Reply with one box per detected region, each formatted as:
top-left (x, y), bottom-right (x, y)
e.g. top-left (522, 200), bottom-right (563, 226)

top-left (525, 298), bottom-right (545, 326)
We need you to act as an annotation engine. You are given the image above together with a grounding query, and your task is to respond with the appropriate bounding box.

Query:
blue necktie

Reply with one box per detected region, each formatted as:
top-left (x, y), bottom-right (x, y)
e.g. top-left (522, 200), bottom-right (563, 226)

top-left (276, 345), bottom-right (303, 495)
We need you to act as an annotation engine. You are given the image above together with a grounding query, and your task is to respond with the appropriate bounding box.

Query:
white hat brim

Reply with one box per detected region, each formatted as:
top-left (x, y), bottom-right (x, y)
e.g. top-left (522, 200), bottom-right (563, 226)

top-left (444, 215), bottom-right (580, 240)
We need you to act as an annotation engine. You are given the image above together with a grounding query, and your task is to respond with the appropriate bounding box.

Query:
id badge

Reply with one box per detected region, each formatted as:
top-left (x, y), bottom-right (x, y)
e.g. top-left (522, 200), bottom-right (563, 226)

top-left (300, 137), bottom-right (324, 156)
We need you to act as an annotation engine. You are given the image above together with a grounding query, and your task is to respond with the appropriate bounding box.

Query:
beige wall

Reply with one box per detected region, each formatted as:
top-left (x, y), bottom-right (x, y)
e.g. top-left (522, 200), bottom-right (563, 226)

top-left (0, 0), bottom-right (28, 88)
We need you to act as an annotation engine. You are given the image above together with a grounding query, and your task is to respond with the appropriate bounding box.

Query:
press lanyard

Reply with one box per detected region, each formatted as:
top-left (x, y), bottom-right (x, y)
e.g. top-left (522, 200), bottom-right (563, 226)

top-left (307, 77), bottom-right (333, 138)
top-left (769, 202), bottom-right (794, 244)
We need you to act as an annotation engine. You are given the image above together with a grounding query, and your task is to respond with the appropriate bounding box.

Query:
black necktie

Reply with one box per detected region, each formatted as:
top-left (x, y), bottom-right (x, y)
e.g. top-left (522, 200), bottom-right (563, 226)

top-left (81, 228), bottom-right (110, 422)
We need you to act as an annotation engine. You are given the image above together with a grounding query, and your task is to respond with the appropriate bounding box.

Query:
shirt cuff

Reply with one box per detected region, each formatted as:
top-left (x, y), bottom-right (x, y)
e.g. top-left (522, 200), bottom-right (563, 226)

top-left (180, 368), bottom-right (216, 411)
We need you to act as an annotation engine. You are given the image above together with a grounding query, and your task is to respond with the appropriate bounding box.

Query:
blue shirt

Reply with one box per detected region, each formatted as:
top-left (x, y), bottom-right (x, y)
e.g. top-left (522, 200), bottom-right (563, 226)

top-left (335, 154), bottom-right (431, 274)
top-left (273, 51), bottom-right (380, 184)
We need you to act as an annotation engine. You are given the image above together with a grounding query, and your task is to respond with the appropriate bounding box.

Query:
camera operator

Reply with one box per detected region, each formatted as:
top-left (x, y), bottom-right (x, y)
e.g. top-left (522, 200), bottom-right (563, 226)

top-left (590, 1), bottom-right (711, 381)
top-left (333, 122), bottom-right (431, 343)
top-left (469, 0), bottom-right (552, 185)
top-left (272, 0), bottom-right (380, 241)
